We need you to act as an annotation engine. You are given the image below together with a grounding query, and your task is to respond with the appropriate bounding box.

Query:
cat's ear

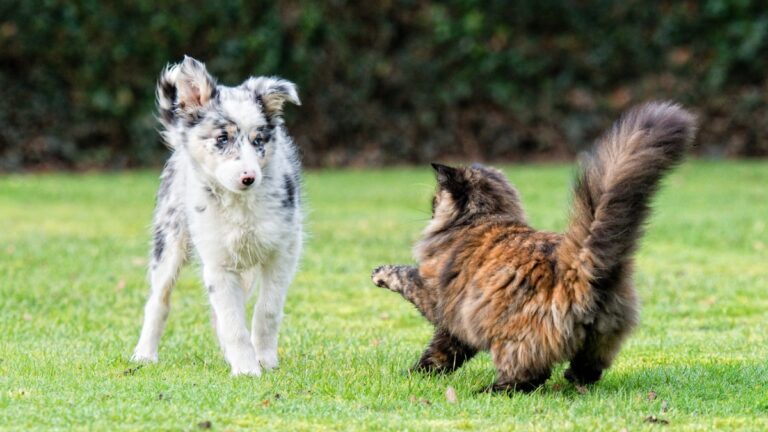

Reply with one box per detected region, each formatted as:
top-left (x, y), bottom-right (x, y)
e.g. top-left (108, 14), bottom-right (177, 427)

top-left (431, 163), bottom-right (462, 186)
top-left (432, 163), bottom-right (471, 203)
top-left (176, 56), bottom-right (217, 114)
top-left (245, 77), bottom-right (301, 119)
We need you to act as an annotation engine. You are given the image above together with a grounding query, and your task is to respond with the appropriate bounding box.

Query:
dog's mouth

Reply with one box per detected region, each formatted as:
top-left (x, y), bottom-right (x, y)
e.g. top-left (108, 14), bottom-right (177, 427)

top-left (225, 182), bottom-right (254, 193)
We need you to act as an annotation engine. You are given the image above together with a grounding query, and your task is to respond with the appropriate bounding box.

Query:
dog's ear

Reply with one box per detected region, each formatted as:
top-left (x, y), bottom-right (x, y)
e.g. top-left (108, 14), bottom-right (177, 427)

top-left (176, 56), bottom-right (217, 114)
top-left (245, 77), bottom-right (301, 119)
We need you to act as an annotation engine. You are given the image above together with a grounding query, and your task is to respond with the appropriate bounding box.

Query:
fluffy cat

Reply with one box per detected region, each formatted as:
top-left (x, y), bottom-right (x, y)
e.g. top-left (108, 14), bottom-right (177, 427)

top-left (371, 102), bottom-right (696, 392)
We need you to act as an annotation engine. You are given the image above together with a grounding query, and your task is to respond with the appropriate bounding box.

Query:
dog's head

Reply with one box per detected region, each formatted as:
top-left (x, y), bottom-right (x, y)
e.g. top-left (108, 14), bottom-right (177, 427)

top-left (157, 56), bottom-right (300, 193)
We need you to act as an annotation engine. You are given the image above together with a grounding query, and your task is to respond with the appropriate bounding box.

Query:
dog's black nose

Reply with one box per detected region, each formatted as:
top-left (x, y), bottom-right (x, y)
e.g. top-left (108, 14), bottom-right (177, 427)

top-left (241, 176), bottom-right (255, 186)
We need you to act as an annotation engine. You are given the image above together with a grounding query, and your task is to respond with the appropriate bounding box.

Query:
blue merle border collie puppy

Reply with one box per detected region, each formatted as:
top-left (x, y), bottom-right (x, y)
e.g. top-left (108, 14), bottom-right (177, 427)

top-left (131, 56), bottom-right (302, 376)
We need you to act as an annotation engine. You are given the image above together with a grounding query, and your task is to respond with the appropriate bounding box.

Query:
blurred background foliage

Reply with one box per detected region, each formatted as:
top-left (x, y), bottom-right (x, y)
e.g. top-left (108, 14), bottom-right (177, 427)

top-left (1, 0), bottom-right (767, 170)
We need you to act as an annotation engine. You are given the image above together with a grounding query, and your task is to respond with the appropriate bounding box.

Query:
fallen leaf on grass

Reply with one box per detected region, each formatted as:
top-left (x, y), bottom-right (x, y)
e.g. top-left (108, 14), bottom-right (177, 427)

top-left (22, 313), bottom-right (32, 321)
top-left (701, 296), bottom-right (717, 306)
top-left (9, 389), bottom-right (29, 398)
top-left (644, 415), bottom-right (669, 425)
top-left (371, 339), bottom-right (380, 347)
top-left (122, 365), bottom-right (143, 376)
top-left (115, 278), bottom-right (126, 291)
top-left (647, 390), bottom-right (657, 401)
top-left (445, 386), bottom-right (458, 404)
top-left (379, 313), bottom-right (390, 320)
top-left (661, 400), bottom-right (669, 412)
top-left (575, 385), bottom-right (588, 394)
top-left (409, 395), bottom-right (431, 405)
top-left (261, 399), bottom-right (270, 407)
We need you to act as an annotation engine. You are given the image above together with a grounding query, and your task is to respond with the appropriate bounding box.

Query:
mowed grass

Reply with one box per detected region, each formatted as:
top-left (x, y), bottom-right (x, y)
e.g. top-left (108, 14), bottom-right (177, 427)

top-left (1, 161), bottom-right (766, 431)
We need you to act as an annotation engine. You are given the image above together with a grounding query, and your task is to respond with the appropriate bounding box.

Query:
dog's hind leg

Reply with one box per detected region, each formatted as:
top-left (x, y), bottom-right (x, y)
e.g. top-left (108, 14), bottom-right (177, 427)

top-left (132, 209), bottom-right (188, 363)
top-left (251, 234), bottom-right (301, 371)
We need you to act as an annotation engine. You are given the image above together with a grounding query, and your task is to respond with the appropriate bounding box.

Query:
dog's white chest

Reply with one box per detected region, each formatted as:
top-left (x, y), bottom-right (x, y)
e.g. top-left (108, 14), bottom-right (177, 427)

top-left (190, 194), bottom-right (295, 271)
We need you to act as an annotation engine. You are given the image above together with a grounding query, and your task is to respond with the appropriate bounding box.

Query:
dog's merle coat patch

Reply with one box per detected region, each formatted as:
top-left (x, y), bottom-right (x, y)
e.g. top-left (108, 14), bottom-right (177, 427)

top-left (153, 227), bottom-right (165, 261)
top-left (281, 174), bottom-right (296, 209)
top-left (133, 56), bottom-right (303, 377)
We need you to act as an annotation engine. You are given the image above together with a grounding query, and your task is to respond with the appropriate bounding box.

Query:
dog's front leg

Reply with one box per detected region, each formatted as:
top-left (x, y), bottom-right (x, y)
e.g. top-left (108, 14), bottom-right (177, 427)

top-left (251, 239), bottom-right (301, 370)
top-left (204, 266), bottom-right (261, 376)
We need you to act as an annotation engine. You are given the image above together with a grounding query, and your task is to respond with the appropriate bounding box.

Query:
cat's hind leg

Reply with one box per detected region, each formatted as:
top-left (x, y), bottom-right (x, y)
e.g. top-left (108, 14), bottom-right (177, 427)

top-left (565, 280), bottom-right (638, 385)
top-left (564, 331), bottom-right (618, 385)
top-left (411, 328), bottom-right (477, 374)
top-left (564, 319), bottom-right (635, 385)
top-left (484, 341), bottom-right (552, 394)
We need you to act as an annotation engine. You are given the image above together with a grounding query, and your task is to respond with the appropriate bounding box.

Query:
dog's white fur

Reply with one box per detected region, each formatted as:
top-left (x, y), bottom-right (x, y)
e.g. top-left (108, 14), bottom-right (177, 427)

top-left (132, 56), bottom-right (302, 376)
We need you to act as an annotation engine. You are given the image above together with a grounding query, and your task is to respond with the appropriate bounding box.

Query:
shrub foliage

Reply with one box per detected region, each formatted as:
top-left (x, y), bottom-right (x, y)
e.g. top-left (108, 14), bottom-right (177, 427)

top-left (1, 1), bottom-right (767, 169)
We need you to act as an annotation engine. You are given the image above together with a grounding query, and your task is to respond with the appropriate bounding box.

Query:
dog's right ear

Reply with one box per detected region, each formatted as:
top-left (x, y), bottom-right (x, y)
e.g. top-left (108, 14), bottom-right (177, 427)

top-left (244, 77), bottom-right (301, 121)
top-left (175, 56), bottom-right (217, 114)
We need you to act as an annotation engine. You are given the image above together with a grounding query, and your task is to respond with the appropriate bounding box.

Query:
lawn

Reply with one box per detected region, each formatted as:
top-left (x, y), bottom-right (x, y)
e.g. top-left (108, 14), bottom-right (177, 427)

top-left (1, 161), bottom-right (766, 431)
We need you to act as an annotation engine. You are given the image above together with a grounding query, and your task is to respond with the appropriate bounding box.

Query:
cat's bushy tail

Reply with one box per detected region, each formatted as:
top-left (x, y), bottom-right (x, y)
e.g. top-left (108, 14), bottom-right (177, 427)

top-left (557, 101), bottom-right (696, 304)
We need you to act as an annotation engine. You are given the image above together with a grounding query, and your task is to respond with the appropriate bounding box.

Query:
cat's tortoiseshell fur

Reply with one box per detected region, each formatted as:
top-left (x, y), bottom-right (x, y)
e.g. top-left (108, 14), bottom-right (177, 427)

top-left (372, 102), bottom-right (696, 393)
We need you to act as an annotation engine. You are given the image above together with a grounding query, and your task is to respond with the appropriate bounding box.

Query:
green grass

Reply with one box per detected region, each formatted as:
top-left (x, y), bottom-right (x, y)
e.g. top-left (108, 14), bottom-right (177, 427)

top-left (1, 161), bottom-right (767, 431)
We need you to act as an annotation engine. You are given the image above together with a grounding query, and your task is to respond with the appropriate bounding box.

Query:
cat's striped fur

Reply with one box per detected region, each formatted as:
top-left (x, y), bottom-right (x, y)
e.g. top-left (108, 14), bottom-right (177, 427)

top-left (372, 102), bottom-right (696, 392)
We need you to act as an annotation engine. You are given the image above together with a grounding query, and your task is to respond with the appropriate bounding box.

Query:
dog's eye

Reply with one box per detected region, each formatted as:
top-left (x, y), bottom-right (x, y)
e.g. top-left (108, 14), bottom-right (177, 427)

top-left (215, 134), bottom-right (228, 147)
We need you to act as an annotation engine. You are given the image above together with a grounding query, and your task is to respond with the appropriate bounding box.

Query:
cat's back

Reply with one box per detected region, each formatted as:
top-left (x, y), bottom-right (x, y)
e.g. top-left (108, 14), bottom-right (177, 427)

top-left (433, 220), bottom-right (563, 347)
top-left (462, 222), bottom-right (561, 302)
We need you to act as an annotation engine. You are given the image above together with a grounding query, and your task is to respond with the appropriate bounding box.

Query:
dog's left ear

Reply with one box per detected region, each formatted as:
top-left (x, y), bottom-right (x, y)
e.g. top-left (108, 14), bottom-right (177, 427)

top-left (245, 77), bottom-right (301, 119)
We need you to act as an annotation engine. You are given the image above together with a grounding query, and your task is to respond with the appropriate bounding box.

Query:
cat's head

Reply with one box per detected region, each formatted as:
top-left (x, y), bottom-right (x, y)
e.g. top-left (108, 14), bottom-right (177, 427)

top-left (427, 163), bottom-right (526, 231)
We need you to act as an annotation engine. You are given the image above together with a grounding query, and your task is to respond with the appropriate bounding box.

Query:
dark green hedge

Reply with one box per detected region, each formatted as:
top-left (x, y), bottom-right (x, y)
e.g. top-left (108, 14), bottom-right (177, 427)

top-left (1, 0), bottom-right (767, 169)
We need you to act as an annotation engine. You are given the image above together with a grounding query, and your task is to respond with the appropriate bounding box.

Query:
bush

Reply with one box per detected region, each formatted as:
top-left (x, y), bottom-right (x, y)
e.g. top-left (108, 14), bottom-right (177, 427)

top-left (1, 0), bottom-right (767, 170)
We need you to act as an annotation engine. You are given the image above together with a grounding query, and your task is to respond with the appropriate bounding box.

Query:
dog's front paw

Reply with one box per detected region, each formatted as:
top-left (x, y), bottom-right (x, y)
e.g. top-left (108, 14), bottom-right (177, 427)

top-left (230, 360), bottom-right (262, 377)
top-left (228, 347), bottom-right (262, 377)
top-left (256, 350), bottom-right (279, 371)
top-left (371, 265), bottom-right (392, 288)
top-left (131, 347), bottom-right (159, 363)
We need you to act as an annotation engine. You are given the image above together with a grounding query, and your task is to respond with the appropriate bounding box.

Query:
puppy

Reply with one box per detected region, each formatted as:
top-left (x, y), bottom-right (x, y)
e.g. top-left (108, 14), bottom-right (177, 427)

top-left (132, 56), bottom-right (302, 376)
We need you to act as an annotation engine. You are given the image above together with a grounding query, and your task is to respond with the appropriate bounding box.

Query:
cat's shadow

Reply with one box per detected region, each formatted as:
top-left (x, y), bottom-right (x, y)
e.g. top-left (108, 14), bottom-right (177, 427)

top-left (402, 355), bottom-right (765, 399)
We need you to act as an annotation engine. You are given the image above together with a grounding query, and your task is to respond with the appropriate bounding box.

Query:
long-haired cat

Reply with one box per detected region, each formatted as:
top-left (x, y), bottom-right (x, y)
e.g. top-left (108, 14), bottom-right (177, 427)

top-left (371, 102), bottom-right (696, 392)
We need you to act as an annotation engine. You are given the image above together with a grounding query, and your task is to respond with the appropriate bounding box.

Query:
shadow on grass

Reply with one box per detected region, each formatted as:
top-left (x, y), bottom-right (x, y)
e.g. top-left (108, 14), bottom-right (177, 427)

top-left (397, 355), bottom-right (767, 402)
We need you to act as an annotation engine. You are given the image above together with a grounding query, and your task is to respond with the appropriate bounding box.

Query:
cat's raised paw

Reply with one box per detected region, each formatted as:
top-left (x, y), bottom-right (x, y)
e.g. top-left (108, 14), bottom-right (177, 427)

top-left (371, 266), bottom-right (391, 288)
